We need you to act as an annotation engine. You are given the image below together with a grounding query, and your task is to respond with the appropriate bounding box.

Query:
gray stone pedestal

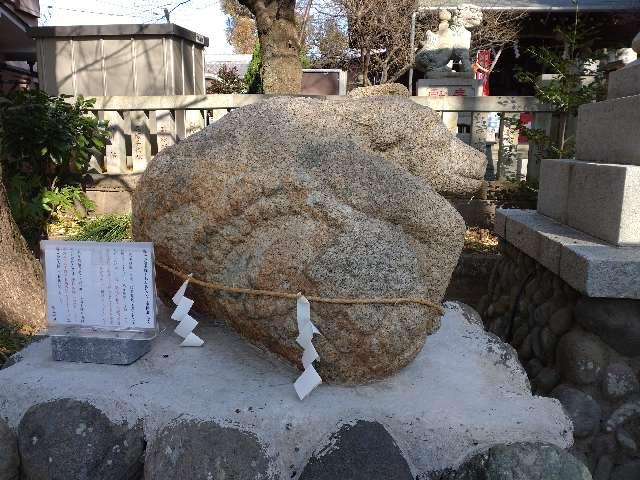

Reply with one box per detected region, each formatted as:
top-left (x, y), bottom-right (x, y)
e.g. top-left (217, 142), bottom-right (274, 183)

top-left (0, 303), bottom-right (572, 479)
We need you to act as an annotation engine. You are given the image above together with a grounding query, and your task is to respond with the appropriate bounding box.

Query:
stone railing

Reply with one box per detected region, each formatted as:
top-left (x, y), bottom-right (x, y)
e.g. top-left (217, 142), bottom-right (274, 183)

top-left (81, 94), bottom-right (556, 181)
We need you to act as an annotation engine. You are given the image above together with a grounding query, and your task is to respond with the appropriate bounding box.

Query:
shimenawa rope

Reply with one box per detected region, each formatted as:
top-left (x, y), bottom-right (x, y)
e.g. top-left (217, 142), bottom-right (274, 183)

top-left (156, 262), bottom-right (444, 315)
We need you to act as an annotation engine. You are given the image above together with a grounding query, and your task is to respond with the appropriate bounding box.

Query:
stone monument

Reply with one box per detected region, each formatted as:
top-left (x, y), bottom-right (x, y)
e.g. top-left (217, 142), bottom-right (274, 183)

top-left (415, 4), bottom-right (484, 141)
top-left (415, 4), bottom-right (483, 77)
top-left (483, 32), bottom-right (640, 478)
top-left (132, 95), bottom-right (487, 383)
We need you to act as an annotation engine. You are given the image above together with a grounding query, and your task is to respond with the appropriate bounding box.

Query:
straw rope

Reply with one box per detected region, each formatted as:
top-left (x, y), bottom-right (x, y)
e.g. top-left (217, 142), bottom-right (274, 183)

top-left (156, 262), bottom-right (444, 315)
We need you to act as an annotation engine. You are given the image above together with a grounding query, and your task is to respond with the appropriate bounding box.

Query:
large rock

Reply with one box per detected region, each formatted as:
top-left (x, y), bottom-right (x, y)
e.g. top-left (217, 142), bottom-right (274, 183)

top-left (446, 443), bottom-right (592, 480)
top-left (17, 399), bottom-right (144, 480)
top-left (144, 420), bottom-right (270, 479)
top-left (133, 96), bottom-right (486, 383)
top-left (0, 419), bottom-right (19, 480)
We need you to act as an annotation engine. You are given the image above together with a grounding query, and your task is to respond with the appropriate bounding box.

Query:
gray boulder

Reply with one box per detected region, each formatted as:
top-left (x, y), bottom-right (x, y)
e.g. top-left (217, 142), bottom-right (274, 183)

top-left (556, 330), bottom-right (607, 385)
top-left (551, 385), bottom-right (602, 438)
top-left (447, 443), bottom-right (592, 480)
top-left (18, 399), bottom-right (144, 480)
top-left (144, 420), bottom-right (270, 480)
top-left (602, 362), bottom-right (639, 400)
top-left (299, 420), bottom-right (413, 480)
top-left (575, 298), bottom-right (640, 357)
top-left (0, 419), bottom-right (19, 480)
top-left (133, 96), bottom-right (485, 383)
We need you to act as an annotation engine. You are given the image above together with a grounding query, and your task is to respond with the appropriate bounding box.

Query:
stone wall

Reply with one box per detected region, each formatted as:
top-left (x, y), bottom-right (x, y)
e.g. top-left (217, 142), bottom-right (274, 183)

top-left (481, 240), bottom-right (640, 480)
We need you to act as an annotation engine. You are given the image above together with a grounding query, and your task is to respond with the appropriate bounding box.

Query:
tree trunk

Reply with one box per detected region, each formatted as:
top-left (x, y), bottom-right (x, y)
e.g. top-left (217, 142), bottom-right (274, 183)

top-left (258, 17), bottom-right (302, 94)
top-left (0, 164), bottom-right (45, 333)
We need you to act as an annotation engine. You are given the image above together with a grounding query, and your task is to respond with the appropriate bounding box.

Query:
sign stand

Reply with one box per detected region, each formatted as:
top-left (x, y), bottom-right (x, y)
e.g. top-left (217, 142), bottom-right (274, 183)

top-left (41, 240), bottom-right (157, 365)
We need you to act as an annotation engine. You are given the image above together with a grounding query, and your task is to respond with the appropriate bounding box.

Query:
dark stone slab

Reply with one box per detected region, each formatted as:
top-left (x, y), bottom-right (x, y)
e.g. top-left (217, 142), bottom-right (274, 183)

top-left (18, 399), bottom-right (144, 480)
top-left (144, 419), bottom-right (270, 480)
top-left (446, 443), bottom-right (592, 480)
top-left (51, 335), bottom-right (152, 365)
top-left (299, 420), bottom-right (413, 480)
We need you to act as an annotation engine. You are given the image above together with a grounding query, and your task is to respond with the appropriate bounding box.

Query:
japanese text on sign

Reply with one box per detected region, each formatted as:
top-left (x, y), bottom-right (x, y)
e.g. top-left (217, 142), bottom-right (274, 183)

top-left (41, 241), bottom-right (156, 330)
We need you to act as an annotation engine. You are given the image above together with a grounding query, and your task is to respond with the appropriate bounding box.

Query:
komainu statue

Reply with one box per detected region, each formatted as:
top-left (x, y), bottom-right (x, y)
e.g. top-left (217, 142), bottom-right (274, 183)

top-left (415, 4), bottom-right (483, 77)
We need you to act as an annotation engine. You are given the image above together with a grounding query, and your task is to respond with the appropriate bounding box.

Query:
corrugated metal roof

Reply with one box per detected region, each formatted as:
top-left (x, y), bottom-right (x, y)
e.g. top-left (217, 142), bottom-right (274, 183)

top-left (417, 0), bottom-right (640, 11)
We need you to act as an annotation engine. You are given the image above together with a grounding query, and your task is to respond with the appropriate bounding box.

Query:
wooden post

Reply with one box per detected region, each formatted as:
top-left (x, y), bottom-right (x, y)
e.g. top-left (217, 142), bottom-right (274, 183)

top-left (104, 110), bottom-right (127, 173)
top-left (130, 110), bottom-right (151, 173)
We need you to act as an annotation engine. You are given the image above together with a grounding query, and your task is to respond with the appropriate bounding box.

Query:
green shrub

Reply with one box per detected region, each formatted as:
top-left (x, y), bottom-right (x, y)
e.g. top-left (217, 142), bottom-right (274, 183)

top-left (244, 42), bottom-right (263, 94)
top-left (0, 90), bottom-right (109, 245)
top-left (72, 213), bottom-right (131, 242)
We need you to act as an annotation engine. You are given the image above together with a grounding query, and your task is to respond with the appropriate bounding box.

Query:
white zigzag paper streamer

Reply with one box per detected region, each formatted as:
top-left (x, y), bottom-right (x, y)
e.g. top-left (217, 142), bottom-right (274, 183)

top-left (171, 275), bottom-right (204, 347)
top-left (294, 294), bottom-right (322, 400)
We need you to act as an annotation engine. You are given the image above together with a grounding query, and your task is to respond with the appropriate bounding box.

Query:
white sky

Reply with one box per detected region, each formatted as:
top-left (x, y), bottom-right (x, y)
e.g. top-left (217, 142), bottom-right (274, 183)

top-left (40, 0), bottom-right (234, 56)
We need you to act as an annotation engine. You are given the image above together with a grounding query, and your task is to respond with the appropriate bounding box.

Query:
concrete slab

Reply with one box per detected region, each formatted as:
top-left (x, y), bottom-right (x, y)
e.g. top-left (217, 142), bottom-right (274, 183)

top-left (608, 62), bottom-right (640, 99)
top-left (496, 209), bottom-right (640, 299)
top-left (576, 95), bottom-right (640, 166)
top-left (537, 159), bottom-right (640, 246)
top-left (0, 303), bottom-right (572, 477)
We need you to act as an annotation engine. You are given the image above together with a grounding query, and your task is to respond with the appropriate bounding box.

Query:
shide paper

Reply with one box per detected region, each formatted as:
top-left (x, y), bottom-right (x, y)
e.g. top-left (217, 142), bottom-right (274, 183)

top-left (294, 294), bottom-right (322, 400)
top-left (170, 276), bottom-right (203, 347)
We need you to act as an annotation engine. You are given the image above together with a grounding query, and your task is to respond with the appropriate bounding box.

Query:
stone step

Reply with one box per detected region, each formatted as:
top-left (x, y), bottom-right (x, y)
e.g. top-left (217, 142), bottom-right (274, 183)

top-left (608, 61), bottom-right (640, 99)
top-left (495, 209), bottom-right (640, 299)
top-left (537, 159), bottom-right (640, 246)
top-left (576, 94), bottom-right (640, 166)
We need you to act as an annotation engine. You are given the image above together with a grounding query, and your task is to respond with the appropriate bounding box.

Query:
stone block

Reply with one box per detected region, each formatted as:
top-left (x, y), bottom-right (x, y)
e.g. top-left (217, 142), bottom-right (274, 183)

top-left (51, 335), bottom-right (153, 365)
top-left (576, 95), bottom-right (640, 166)
top-left (608, 62), bottom-right (640, 99)
top-left (537, 159), bottom-right (640, 245)
top-left (495, 209), bottom-right (640, 299)
top-left (0, 303), bottom-right (573, 477)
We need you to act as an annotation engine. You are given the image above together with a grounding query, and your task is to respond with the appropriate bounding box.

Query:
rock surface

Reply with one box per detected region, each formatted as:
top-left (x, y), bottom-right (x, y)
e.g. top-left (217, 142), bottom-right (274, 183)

top-left (0, 303), bottom-right (573, 477)
top-left (348, 83), bottom-right (410, 97)
top-left (17, 399), bottom-right (144, 480)
top-left (299, 420), bottom-right (413, 480)
top-left (133, 96), bottom-right (486, 383)
top-left (446, 443), bottom-right (593, 480)
top-left (0, 419), bottom-right (19, 480)
top-left (144, 420), bottom-right (269, 479)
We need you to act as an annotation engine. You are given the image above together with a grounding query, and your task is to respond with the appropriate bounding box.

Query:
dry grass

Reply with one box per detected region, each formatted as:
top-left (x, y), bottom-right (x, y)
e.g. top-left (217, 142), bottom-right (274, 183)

top-left (0, 325), bottom-right (32, 367)
top-left (464, 227), bottom-right (500, 254)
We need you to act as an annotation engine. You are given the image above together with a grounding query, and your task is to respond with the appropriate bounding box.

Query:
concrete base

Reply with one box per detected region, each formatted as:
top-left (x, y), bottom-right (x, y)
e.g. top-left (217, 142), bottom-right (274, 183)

top-left (537, 159), bottom-right (640, 246)
top-left (495, 209), bottom-right (640, 299)
top-left (0, 303), bottom-right (572, 477)
top-left (576, 94), bottom-right (640, 166)
top-left (608, 62), bottom-right (640, 99)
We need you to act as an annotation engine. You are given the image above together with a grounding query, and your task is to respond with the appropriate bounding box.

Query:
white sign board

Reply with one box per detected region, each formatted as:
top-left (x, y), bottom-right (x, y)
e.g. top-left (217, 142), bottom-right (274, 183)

top-left (41, 241), bottom-right (156, 330)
